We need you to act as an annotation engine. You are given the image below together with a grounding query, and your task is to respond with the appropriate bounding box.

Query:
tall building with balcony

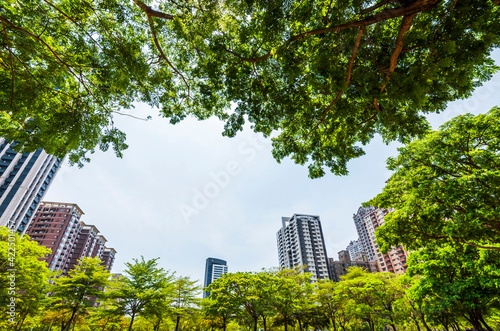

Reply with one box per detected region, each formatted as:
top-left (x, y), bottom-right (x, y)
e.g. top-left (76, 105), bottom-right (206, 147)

top-left (203, 257), bottom-right (228, 298)
top-left (0, 139), bottom-right (61, 233)
top-left (26, 201), bottom-right (117, 273)
top-left (26, 202), bottom-right (84, 273)
top-left (353, 206), bottom-right (377, 261)
top-left (276, 214), bottom-right (330, 280)
top-left (101, 247), bottom-right (117, 271)
top-left (353, 206), bottom-right (409, 275)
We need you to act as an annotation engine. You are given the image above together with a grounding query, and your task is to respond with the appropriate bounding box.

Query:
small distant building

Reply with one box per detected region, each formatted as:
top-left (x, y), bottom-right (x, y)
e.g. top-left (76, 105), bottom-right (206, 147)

top-left (328, 250), bottom-right (379, 282)
top-left (203, 257), bottom-right (228, 298)
top-left (346, 239), bottom-right (363, 261)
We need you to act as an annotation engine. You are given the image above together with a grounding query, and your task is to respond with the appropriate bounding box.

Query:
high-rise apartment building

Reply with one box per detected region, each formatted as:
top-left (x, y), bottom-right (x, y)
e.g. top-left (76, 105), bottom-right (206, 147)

top-left (352, 206), bottom-right (377, 261)
top-left (26, 201), bottom-right (117, 273)
top-left (276, 214), bottom-right (330, 280)
top-left (353, 206), bottom-right (409, 275)
top-left (0, 139), bottom-right (61, 233)
top-left (101, 247), bottom-right (117, 271)
top-left (26, 202), bottom-right (84, 273)
top-left (203, 257), bottom-right (228, 298)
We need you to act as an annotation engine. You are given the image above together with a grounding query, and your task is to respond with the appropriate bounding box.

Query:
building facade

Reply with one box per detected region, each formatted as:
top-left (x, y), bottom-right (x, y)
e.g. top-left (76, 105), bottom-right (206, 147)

top-left (353, 206), bottom-right (409, 275)
top-left (277, 214), bottom-right (330, 280)
top-left (203, 257), bottom-right (228, 298)
top-left (0, 139), bottom-right (61, 233)
top-left (346, 239), bottom-right (364, 261)
top-left (352, 206), bottom-right (377, 262)
top-left (26, 201), bottom-right (116, 273)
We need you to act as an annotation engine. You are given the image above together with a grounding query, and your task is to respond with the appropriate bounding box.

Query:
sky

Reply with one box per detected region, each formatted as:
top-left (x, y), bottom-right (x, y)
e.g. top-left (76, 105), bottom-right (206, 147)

top-left (44, 49), bottom-right (500, 286)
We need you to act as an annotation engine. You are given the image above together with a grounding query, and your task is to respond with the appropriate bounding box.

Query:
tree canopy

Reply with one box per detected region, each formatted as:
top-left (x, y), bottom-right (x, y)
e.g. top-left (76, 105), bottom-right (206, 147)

top-left (1, 0), bottom-right (499, 176)
top-left (367, 107), bottom-right (500, 252)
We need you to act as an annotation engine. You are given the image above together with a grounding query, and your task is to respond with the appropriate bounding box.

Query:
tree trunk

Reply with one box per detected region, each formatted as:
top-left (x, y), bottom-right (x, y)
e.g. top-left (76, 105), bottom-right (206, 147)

top-left (63, 308), bottom-right (78, 331)
top-left (284, 316), bottom-right (288, 331)
top-left (298, 318), bottom-right (303, 331)
top-left (15, 311), bottom-right (28, 331)
top-left (128, 312), bottom-right (136, 331)
top-left (466, 312), bottom-right (484, 331)
top-left (262, 316), bottom-right (267, 331)
top-left (222, 316), bottom-right (227, 331)
top-left (478, 314), bottom-right (493, 331)
top-left (330, 313), bottom-right (337, 331)
top-left (253, 316), bottom-right (258, 331)
top-left (175, 315), bottom-right (181, 331)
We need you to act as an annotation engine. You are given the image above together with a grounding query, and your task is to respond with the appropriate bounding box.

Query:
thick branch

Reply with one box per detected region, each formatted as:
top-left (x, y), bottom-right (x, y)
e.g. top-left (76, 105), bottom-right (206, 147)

top-left (388, 13), bottom-right (417, 74)
top-left (290, 0), bottom-right (442, 42)
top-left (134, 0), bottom-right (174, 20)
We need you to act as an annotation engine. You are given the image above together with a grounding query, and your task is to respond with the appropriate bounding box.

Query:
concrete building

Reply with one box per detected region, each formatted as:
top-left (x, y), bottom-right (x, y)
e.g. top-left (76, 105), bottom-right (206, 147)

top-left (352, 206), bottom-right (378, 262)
top-left (353, 206), bottom-right (409, 275)
top-left (346, 239), bottom-right (364, 261)
top-left (203, 257), bottom-right (228, 298)
top-left (328, 250), bottom-right (379, 282)
top-left (26, 202), bottom-right (84, 273)
top-left (277, 214), bottom-right (330, 280)
top-left (26, 201), bottom-right (116, 273)
top-left (0, 139), bottom-right (61, 233)
top-left (101, 247), bottom-right (117, 271)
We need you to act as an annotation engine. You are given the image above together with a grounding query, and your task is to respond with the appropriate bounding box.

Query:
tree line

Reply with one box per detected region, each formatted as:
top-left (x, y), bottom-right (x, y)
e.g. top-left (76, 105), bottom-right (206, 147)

top-left (1, 225), bottom-right (499, 331)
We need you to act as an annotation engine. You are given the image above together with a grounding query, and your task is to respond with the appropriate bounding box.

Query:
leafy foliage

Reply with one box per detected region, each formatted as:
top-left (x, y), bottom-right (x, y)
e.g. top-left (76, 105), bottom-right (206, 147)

top-left (51, 257), bottom-right (112, 331)
top-left (1, 0), bottom-right (499, 176)
top-left (0, 227), bottom-right (52, 331)
top-left (407, 242), bottom-right (500, 331)
top-left (106, 256), bottom-right (176, 331)
top-left (368, 107), bottom-right (500, 252)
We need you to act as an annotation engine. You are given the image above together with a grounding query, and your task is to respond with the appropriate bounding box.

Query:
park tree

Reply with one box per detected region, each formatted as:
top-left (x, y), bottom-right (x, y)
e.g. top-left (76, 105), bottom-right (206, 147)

top-left (108, 256), bottom-right (175, 331)
top-left (171, 276), bottom-right (201, 331)
top-left (0, 227), bottom-right (52, 331)
top-left (407, 242), bottom-right (500, 331)
top-left (368, 107), bottom-right (500, 252)
top-left (51, 256), bottom-right (112, 331)
top-left (204, 275), bottom-right (244, 331)
top-left (272, 268), bottom-right (314, 331)
top-left (336, 267), bottom-right (401, 331)
top-left (1, 0), bottom-right (499, 177)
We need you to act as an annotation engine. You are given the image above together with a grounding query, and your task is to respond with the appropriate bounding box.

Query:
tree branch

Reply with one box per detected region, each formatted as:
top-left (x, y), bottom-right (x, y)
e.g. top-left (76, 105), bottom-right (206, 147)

top-left (388, 13), bottom-right (417, 74)
top-left (223, 47), bottom-right (272, 63)
top-left (0, 15), bottom-right (111, 113)
top-left (146, 15), bottom-right (192, 101)
top-left (133, 0), bottom-right (174, 20)
top-left (360, 0), bottom-right (393, 15)
top-left (1, 19), bottom-right (14, 107)
top-left (290, 0), bottom-right (442, 42)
